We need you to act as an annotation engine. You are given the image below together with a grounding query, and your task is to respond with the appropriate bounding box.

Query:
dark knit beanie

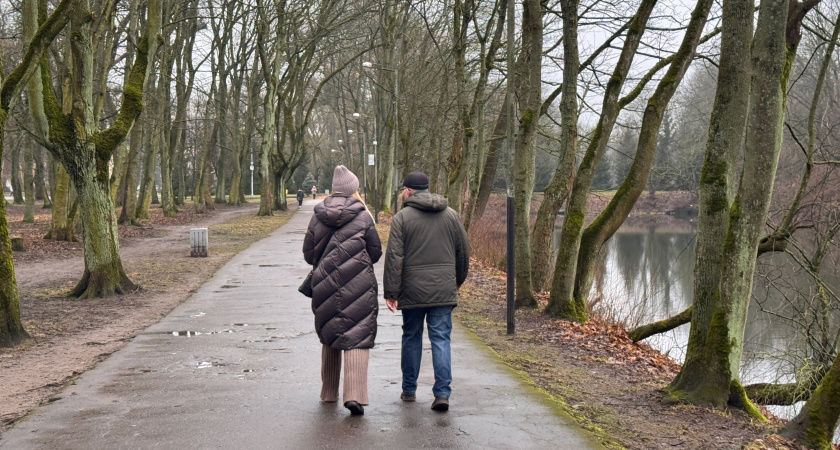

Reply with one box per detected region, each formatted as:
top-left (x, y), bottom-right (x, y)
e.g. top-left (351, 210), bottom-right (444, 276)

top-left (403, 171), bottom-right (429, 190)
top-left (331, 165), bottom-right (359, 194)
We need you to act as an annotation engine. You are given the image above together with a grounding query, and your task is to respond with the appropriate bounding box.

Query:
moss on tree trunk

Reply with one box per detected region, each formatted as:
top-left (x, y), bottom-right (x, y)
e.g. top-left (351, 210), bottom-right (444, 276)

top-left (70, 163), bottom-right (137, 299)
top-left (780, 349), bottom-right (840, 449)
top-left (546, 0), bottom-right (658, 320)
top-left (0, 114), bottom-right (31, 347)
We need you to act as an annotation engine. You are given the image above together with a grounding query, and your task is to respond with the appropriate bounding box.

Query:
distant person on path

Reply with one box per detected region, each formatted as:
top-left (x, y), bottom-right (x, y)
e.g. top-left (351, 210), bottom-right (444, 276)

top-left (296, 189), bottom-right (305, 206)
top-left (303, 165), bottom-right (382, 416)
top-left (384, 171), bottom-right (469, 412)
top-left (311, 185), bottom-right (317, 199)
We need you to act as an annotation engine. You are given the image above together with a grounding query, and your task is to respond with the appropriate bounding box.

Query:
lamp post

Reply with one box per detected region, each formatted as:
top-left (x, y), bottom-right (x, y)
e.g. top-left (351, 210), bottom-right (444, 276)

top-left (372, 139), bottom-right (378, 223)
top-left (353, 112), bottom-right (366, 204)
top-left (338, 139), bottom-right (344, 168)
top-left (249, 153), bottom-right (254, 196)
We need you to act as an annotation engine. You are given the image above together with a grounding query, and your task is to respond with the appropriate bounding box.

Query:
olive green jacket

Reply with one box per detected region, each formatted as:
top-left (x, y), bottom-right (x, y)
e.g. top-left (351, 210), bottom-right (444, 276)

top-left (383, 191), bottom-right (470, 309)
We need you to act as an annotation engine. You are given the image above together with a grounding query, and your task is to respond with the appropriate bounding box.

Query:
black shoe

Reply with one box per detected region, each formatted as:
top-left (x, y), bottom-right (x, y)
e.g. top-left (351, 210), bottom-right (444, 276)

top-left (431, 397), bottom-right (449, 412)
top-left (344, 401), bottom-right (364, 415)
top-left (400, 392), bottom-right (416, 402)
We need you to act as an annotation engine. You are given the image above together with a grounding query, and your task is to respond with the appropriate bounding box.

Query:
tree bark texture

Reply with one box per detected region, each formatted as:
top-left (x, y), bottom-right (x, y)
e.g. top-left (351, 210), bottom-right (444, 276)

top-left (255, 0), bottom-right (285, 217)
top-left (1, 0), bottom-right (72, 345)
top-left (45, 163), bottom-right (74, 241)
top-left (23, 145), bottom-right (35, 222)
top-left (464, 0), bottom-right (508, 229)
top-left (510, 0), bottom-right (543, 308)
top-left (780, 347), bottom-right (840, 449)
top-left (471, 104), bottom-right (507, 222)
top-left (445, 0), bottom-right (474, 214)
top-left (37, 0), bottom-right (160, 298)
top-left (530, 0), bottom-right (578, 294)
top-left (119, 121), bottom-right (143, 224)
top-left (11, 145), bottom-right (24, 205)
top-left (135, 114), bottom-right (158, 220)
top-left (547, 0), bottom-right (658, 320)
top-left (667, 0), bottom-right (755, 406)
top-left (34, 148), bottom-right (49, 206)
top-left (669, 0), bottom-right (793, 421)
top-left (0, 115), bottom-right (30, 347)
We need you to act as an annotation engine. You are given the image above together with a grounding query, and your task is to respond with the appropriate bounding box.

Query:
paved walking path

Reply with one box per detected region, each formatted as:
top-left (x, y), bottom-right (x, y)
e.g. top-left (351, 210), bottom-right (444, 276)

top-left (0, 199), bottom-right (601, 449)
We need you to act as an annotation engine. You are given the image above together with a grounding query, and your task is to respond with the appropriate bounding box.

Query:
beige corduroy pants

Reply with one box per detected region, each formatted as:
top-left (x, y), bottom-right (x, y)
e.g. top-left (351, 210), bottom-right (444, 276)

top-left (320, 345), bottom-right (370, 405)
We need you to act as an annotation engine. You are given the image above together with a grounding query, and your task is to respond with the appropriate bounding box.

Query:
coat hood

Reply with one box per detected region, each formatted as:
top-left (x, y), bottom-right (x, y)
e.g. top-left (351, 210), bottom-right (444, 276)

top-left (404, 191), bottom-right (448, 212)
top-left (314, 195), bottom-right (366, 228)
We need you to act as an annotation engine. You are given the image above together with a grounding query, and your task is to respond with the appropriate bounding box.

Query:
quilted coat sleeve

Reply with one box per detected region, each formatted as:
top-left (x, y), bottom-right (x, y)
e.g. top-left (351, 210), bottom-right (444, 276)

top-left (364, 215), bottom-right (383, 264)
top-left (383, 213), bottom-right (404, 299)
top-left (303, 214), bottom-right (319, 265)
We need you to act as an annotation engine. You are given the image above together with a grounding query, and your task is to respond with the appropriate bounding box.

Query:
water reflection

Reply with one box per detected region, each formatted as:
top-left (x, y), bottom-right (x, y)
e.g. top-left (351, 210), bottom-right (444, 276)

top-left (553, 219), bottom-right (839, 436)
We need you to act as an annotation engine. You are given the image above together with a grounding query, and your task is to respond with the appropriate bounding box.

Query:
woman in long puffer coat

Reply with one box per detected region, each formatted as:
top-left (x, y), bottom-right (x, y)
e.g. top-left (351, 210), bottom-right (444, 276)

top-left (303, 165), bottom-right (382, 416)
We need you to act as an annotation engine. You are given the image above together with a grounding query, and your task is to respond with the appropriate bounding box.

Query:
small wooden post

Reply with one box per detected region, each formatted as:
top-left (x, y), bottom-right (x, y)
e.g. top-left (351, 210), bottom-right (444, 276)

top-left (11, 236), bottom-right (25, 252)
top-left (190, 228), bottom-right (208, 257)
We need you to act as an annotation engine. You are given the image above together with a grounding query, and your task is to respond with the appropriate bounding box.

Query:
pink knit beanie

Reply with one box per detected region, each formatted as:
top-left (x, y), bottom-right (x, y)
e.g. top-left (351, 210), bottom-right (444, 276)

top-left (331, 165), bottom-right (359, 195)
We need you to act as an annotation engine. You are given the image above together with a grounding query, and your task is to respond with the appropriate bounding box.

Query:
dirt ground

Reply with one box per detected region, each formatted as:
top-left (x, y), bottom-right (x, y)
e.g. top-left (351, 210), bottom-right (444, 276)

top-left (0, 201), bottom-right (294, 434)
top-left (455, 261), bottom-right (801, 450)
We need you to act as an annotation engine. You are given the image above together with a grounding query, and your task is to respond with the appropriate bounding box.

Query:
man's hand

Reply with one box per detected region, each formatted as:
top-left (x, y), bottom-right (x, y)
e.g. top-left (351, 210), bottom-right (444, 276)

top-left (386, 298), bottom-right (398, 312)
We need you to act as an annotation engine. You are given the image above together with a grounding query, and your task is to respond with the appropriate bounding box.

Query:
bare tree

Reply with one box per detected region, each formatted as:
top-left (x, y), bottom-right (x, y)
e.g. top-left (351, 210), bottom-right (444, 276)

top-left (1, 0), bottom-right (72, 346)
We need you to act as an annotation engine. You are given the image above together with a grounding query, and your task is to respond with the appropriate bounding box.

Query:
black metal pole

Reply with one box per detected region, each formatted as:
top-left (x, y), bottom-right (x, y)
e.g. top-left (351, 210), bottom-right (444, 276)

top-left (506, 195), bottom-right (515, 335)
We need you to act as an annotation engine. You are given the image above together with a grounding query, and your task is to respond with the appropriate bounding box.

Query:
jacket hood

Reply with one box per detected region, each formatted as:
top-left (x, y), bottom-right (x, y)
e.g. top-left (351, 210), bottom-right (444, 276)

top-left (404, 191), bottom-right (448, 212)
top-left (314, 195), bottom-right (366, 228)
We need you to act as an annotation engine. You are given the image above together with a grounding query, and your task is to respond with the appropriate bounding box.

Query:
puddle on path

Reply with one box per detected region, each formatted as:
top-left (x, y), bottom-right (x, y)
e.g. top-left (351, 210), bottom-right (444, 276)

top-left (172, 331), bottom-right (200, 337)
top-left (195, 361), bottom-right (227, 369)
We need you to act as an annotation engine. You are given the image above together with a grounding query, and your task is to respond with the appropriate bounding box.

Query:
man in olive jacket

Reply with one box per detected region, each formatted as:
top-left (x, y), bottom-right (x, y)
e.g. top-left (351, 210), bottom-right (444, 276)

top-left (384, 171), bottom-right (469, 412)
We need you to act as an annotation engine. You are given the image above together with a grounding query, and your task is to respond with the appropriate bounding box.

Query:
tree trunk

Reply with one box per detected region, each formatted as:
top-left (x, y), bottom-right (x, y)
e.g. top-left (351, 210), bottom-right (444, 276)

top-left (23, 145), bottom-right (35, 223)
top-left (45, 164), bottom-right (74, 241)
top-left (0, 0), bottom-right (71, 346)
top-left (109, 142), bottom-right (125, 204)
top-left (779, 348), bottom-right (840, 449)
top-left (445, 0), bottom-right (474, 214)
top-left (135, 70), bottom-right (160, 221)
top-left (571, 0), bottom-right (714, 316)
top-left (667, 0), bottom-right (795, 421)
top-left (11, 145), bottom-right (24, 205)
top-left (510, 0), bottom-right (543, 308)
top-left (34, 148), bottom-right (49, 206)
top-left (119, 122), bottom-right (143, 225)
top-left (0, 115), bottom-right (30, 347)
top-left (628, 305), bottom-right (693, 342)
top-left (471, 104), bottom-right (507, 222)
top-left (546, 0), bottom-right (658, 320)
top-left (531, 0), bottom-right (578, 293)
top-left (135, 135), bottom-right (158, 220)
top-left (70, 158), bottom-right (137, 299)
top-left (667, 0), bottom-right (756, 407)
top-left (39, 0), bottom-right (159, 298)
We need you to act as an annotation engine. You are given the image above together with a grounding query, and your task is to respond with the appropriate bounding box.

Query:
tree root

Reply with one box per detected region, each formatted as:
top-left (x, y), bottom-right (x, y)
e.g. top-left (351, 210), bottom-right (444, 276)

top-left (71, 269), bottom-right (138, 299)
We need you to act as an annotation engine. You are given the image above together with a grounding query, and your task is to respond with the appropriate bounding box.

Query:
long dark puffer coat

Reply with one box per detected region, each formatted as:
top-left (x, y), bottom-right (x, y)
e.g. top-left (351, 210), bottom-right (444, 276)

top-left (303, 195), bottom-right (382, 350)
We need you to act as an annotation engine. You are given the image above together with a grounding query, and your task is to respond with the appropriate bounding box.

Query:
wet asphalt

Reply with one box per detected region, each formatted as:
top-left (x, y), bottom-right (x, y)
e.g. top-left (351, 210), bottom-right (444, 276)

top-left (0, 199), bottom-right (601, 449)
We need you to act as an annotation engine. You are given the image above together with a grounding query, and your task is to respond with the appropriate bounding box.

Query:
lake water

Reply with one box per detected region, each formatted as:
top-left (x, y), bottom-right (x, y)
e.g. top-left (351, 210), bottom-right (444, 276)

top-left (554, 218), bottom-right (840, 437)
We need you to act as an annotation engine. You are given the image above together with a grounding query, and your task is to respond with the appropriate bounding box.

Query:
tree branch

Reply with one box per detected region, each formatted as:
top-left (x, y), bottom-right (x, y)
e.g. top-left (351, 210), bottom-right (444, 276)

top-left (627, 305), bottom-right (693, 342)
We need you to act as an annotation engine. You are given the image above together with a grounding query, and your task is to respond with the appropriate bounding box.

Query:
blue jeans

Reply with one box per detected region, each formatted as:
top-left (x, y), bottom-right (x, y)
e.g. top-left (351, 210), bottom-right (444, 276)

top-left (401, 306), bottom-right (454, 398)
